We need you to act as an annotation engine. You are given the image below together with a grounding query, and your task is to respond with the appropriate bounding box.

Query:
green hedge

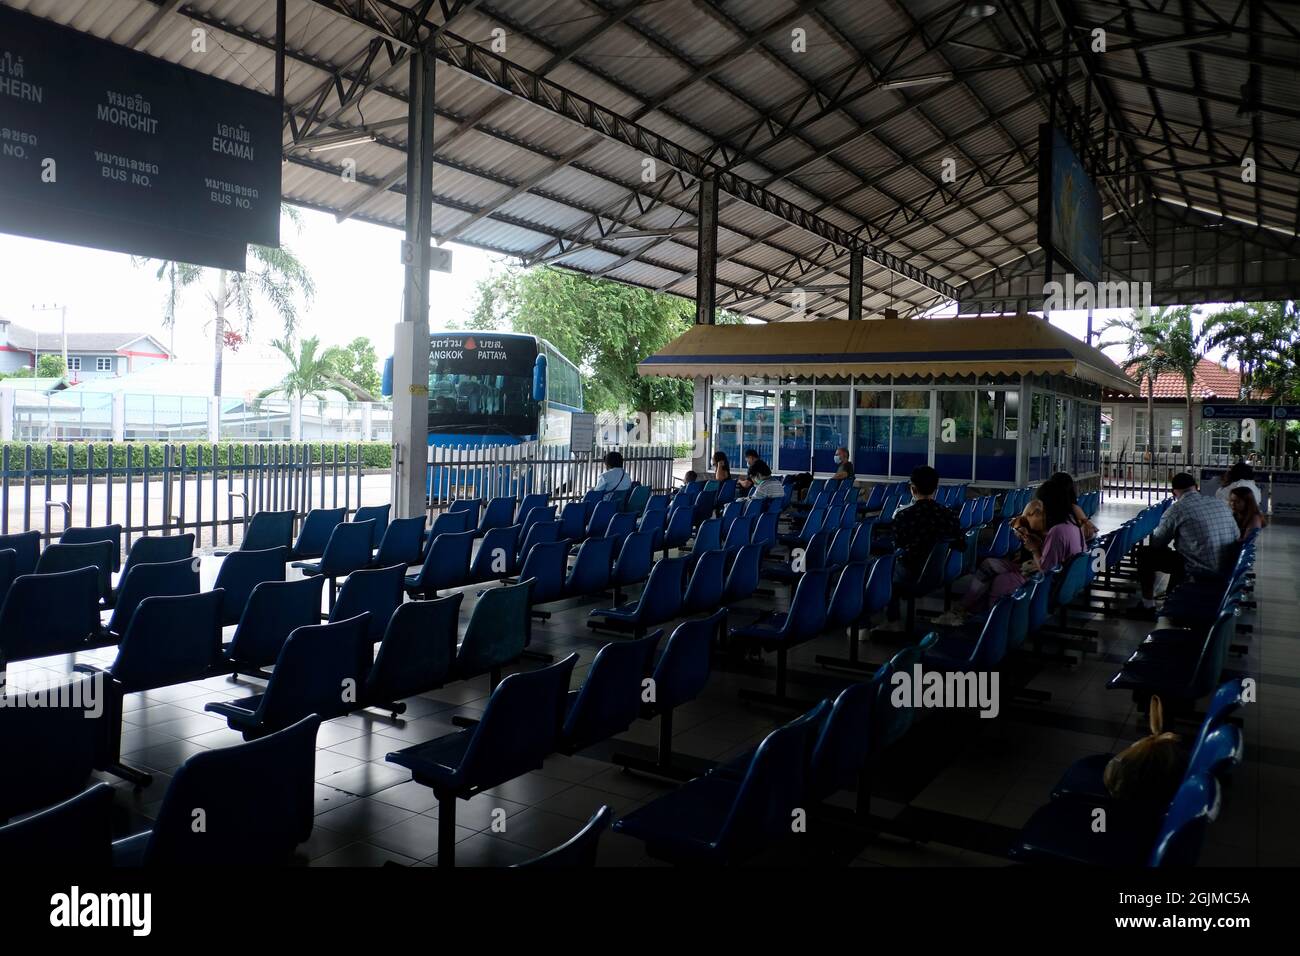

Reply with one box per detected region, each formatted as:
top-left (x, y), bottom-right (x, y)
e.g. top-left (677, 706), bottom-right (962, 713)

top-left (0, 441), bottom-right (393, 472)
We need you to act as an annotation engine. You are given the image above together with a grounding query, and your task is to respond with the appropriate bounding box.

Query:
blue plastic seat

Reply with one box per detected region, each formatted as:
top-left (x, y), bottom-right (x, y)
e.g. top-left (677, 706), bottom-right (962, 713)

top-left (89, 589), bottom-right (225, 786)
top-left (386, 653), bottom-right (579, 867)
top-left (519, 505), bottom-right (557, 550)
top-left (406, 528), bottom-right (474, 597)
top-left (661, 505), bottom-right (694, 558)
top-left (237, 509), bottom-right (295, 553)
top-left (723, 514), bottom-right (754, 552)
top-left (683, 548), bottom-right (726, 615)
top-left (36, 540), bottom-right (114, 602)
top-left (613, 609), bottom-right (724, 777)
top-left (825, 560), bottom-right (868, 635)
top-left (978, 519), bottom-right (1013, 559)
top-left (364, 595), bottom-right (462, 713)
top-left (1108, 609), bottom-right (1237, 705)
top-left (923, 593), bottom-right (1013, 671)
top-left (826, 527), bottom-right (853, 568)
top-left (422, 509), bottom-right (473, 557)
top-left (0, 783), bottom-right (114, 864)
top-left (559, 501), bottom-right (588, 542)
top-left (590, 555), bottom-right (686, 637)
top-left (565, 536), bottom-right (614, 598)
top-left (455, 579), bottom-right (533, 690)
top-left (732, 568), bottom-right (830, 703)
top-left (291, 519), bottom-right (376, 600)
top-left (614, 701), bottom-right (826, 864)
top-left (609, 530), bottom-right (654, 602)
top-left (113, 716), bottom-right (320, 866)
top-left (224, 576), bottom-right (326, 673)
top-left (624, 485), bottom-right (650, 516)
top-left (0, 567), bottom-right (103, 666)
top-left (562, 633), bottom-right (661, 752)
top-left (517, 540), bottom-right (568, 613)
top-left (373, 515), bottom-right (427, 568)
top-left (517, 493), bottom-right (549, 524)
top-left (330, 563), bottom-right (405, 642)
top-left (723, 543), bottom-right (762, 605)
top-left (0, 530), bottom-right (40, 577)
top-left (603, 512), bottom-right (638, 557)
top-left (1011, 773), bottom-right (1220, 867)
top-left (586, 500), bottom-right (619, 540)
top-left (871, 635), bottom-right (938, 750)
top-left (469, 524), bottom-right (522, 583)
top-left (478, 497), bottom-right (517, 537)
top-left (0, 675), bottom-right (106, 823)
top-left (514, 806), bottom-right (611, 868)
top-left (106, 556), bottom-right (200, 639)
top-left (0, 549), bottom-right (13, 612)
top-left (517, 518), bottom-right (560, 566)
top-left (61, 524), bottom-right (123, 571)
top-left (116, 533), bottom-right (195, 598)
top-left (816, 553), bottom-right (895, 671)
top-left (290, 507), bottom-right (346, 560)
top-left (207, 613), bottom-right (371, 739)
top-left (690, 489), bottom-right (718, 527)
top-left (352, 504), bottom-right (391, 550)
top-left (449, 498), bottom-right (482, 529)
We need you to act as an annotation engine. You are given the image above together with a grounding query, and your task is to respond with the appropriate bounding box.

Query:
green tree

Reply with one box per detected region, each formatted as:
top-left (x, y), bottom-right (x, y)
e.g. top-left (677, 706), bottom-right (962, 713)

top-left (464, 265), bottom-right (740, 431)
top-left (262, 335), bottom-right (377, 403)
top-left (1203, 301), bottom-right (1295, 401)
top-left (36, 354), bottom-right (67, 378)
top-left (323, 337), bottom-right (381, 399)
top-left (1153, 306), bottom-right (1202, 459)
top-left (136, 206), bottom-right (316, 397)
top-left (1100, 306), bottom-right (1174, 458)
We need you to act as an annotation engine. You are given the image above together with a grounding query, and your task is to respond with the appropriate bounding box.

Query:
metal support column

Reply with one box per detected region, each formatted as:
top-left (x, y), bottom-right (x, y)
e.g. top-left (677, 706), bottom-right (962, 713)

top-left (848, 250), bottom-right (863, 321)
top-left (695, 177), bottom-right (719, 326)
top-left (392, 45), bottom-right (435, 519)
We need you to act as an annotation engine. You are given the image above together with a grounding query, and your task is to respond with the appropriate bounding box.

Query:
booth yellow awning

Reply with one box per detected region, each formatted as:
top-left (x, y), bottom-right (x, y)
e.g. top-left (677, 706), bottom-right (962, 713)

top-left (637, 314), bottom-right (1138, 394)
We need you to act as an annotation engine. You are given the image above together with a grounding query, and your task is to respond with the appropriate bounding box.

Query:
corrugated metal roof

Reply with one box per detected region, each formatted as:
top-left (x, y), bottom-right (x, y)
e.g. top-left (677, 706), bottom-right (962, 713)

top-left (3, 0), bottom-right (1296, 325)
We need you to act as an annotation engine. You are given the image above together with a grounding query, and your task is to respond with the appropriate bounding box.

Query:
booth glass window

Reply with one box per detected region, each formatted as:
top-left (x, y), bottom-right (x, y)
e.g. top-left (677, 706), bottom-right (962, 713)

top-left (813, 390), bottom-right (850, 472)
top-left (935, 390), bottom-right (975, 480)
top-left (778, 389), bottom-right (813, 472)
top-left (891, 391), bottom-right (931, 477)
top-left (1205, 421), bottom-right (1235, 459)
top-left (743, 391), bottom-right (775, 466)
top-left (854, 389), bottom-right (891, 476)
top-left (713, 389), bottom-right (743, 468)
top-left (1133, 409), bottom-right (1149, 453)
top-left (1028, 392), bottom-right (1051, 481)
top-left (976, 389), bottom-right (1018, 482)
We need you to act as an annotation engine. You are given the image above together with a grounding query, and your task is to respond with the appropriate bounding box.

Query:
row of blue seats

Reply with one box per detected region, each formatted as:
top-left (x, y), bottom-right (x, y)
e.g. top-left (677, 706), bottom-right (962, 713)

top-left (1012, 680), bottom-right (1246, 865)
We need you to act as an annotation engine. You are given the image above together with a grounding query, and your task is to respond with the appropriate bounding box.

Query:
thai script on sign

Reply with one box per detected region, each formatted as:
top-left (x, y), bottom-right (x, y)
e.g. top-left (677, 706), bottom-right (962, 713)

top-left (0, 50), bottom-right (41, 104)
top-left (93, 151), bottom-right (160, 176)
top-left (1, 126), bottom-right (37, 146)
top-left (204, 177), bottom-right (259, 209)
top-left (97, 89), bottom-right (158, 133)
top-left (212, 121), bottom-right (254, 161)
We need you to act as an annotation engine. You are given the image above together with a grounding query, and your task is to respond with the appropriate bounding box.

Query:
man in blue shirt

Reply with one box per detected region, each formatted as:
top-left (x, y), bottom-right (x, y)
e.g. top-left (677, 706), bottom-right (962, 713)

top-left (592, 450), bottom-right (633, 495)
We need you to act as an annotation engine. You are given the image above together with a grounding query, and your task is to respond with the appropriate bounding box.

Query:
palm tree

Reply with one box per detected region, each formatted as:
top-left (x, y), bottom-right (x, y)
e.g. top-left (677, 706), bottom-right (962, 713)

top-left (1099, 307), bottom-right (1173, 459)
top-left (137, 205), bottom-right (316, 397)
top-left (1202, 301), bottom-right (1293, 400)
top-left (1156, 306), bottom-right (1202, 460)
top-left (260, 336), bottom-right (377, 403)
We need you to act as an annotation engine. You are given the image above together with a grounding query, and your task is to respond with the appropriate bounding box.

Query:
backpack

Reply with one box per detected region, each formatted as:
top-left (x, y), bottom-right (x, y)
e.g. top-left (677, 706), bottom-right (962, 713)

top-left (1103, 696), bottom-right (1186, 805)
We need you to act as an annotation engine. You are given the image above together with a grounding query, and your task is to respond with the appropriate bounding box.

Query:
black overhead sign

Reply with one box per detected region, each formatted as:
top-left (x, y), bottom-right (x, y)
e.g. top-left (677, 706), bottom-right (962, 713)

top-left (0, 6), bottom-right (282, 270)
top-left (1201, 403), bottom-right (1300, 420)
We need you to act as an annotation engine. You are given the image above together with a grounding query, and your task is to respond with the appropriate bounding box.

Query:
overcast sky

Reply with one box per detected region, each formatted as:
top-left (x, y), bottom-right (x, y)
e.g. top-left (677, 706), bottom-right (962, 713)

top-left (0, 206), bottom-right (1229, 377)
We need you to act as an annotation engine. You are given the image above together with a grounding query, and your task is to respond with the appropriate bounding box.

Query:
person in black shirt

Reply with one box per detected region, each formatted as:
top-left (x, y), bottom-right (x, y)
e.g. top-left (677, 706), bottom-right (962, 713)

top-left (886, 464), bottom-right (962, 621)
top-left (832, 447), bottom-right (854, 481)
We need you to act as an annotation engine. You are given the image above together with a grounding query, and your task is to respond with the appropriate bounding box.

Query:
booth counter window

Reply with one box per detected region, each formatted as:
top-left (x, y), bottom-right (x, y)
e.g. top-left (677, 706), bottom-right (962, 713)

top-left (706, 377), bottom-right (1098, 484)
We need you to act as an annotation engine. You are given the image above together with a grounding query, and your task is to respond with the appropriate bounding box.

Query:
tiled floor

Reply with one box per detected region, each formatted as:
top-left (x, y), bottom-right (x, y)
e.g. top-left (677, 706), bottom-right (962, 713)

top-left (8, 499), bottom-right (1297, 866)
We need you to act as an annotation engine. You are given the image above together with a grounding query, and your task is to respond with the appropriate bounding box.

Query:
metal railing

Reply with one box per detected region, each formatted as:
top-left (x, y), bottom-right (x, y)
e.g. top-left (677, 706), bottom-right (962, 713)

top-left (1102, 452), bottom-right (1296, 507)
top-left (425, 442), bottom-right (677, 511)
top-left (0, 442), bottom-right (382, 556)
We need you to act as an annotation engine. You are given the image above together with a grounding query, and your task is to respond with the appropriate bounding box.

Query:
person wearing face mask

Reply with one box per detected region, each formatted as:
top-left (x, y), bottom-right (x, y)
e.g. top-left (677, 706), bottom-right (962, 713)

top-left (832, 447), bottom-right (854, 481)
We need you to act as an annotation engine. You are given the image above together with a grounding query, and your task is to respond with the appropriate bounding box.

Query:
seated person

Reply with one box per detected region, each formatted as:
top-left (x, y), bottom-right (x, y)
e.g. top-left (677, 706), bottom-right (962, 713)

top-left (1216, 460), bottom-right (1263, 507)
top-left (593, 451), bottom-right (633, 496)
top-left (736, 448), bottom-right (761, 491)
top-left (711, 452), bottom-right (732, 483)
top-left (1045, 471), bottom-right (1097, 541)
top-left (748, 461), bottom-right (785, 500)
top-left (1229, 486), bottom-right (1267, 541)
top-left (832, 447), bottom-right (854, 481)
top-left (887, 465), bottom-right (962, 622)
top-left (1126, 472), bottom-right (1239, 616)
top-left (940, 480), bottom-right (1086, 625)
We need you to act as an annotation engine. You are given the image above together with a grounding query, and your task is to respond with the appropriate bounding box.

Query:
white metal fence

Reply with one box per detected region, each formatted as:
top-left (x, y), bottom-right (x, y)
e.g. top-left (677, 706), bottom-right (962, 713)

top-left (1, 389), bottom-right (393, 443)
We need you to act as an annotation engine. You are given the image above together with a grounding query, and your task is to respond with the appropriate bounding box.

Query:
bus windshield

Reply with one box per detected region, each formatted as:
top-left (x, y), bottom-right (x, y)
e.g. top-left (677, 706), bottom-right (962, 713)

top-left (427, 333), bottom-right (539, 438)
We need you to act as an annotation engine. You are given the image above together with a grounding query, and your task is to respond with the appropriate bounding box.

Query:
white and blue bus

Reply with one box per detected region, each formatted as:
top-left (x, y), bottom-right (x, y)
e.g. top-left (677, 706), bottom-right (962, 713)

top-left (383, 331), bottom-right (584, 493)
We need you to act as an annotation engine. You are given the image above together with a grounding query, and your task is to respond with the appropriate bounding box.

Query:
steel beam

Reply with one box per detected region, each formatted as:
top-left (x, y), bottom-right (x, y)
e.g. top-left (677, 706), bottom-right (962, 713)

top-left (695, 178), bottom-right (719, 326)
